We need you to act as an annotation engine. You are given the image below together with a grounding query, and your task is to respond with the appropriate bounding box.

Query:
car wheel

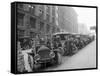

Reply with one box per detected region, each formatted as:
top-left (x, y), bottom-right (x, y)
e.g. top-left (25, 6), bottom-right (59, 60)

top-left (72, 47), bottom-right (78, 54)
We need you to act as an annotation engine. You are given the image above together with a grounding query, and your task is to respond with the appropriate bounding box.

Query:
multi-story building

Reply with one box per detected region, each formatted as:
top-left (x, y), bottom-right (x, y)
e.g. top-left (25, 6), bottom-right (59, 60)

top-left (58, 6), bottom-right (78, 33)
top-left (78, 23), bottom-right (90, 34)
top-left (17, 4), bottom-right (60, 38)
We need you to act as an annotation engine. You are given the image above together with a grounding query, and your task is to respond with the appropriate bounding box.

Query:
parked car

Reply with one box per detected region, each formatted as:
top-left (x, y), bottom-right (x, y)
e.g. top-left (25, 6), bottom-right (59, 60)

top-left (52, 32), bottom-right (72, 45)
top-left (33, 45), bottom-right (62, 68)
top-left (63, 38), bottom-right (78, 56)
top-left (88, 33), bottom-right (95, 42)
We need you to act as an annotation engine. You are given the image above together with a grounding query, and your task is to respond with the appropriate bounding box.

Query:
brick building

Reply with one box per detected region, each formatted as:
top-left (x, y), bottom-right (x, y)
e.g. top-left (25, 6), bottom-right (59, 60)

top-left (17, 4), bottom-right (60, 38)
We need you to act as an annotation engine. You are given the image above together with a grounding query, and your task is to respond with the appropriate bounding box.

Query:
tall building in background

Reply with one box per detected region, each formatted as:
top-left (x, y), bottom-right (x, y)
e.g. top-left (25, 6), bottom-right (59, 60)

top-left (78, 23), bottom-right (90, 34)
top-left (17, 4), bottom-right (60, 38)
top-left (58, 6), bottom-right (78, 33)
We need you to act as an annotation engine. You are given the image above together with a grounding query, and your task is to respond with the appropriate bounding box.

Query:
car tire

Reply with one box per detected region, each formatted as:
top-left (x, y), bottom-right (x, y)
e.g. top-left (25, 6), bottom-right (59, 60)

top-left (72, 47), bottom-right (78, 54)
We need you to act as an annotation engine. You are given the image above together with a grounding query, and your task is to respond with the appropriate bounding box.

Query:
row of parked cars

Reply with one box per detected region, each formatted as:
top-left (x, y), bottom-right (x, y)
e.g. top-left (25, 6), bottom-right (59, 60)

top-left (54, 32), bottom-right (95, 56)
top-left (17, 32), bottom-right (95, 72)
top-left (18, 36), bottom-right (64, 72)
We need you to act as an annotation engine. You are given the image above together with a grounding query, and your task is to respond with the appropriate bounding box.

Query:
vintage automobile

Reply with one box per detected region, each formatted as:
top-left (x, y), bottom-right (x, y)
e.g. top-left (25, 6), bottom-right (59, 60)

top-left (74, 35), bottom-right (85, 49)
top-left (73, 37), bottom-right (80, 50)
top-left (80, 35), bottom-right (90, 45)
top-left (63, 38), bottom-right (78, 56)
top-left (18, 36), bottom-right (63, 71)
top-left (33, 45), bottom-right (62, 69)
top-left (21, 45), bottom-right (63, 72)
top-left (53, 32), bottom-right (79, 56)
top-left (88, 33), bottom-right (95, 42)
top-left (52, 32), bottom-right (71, 44)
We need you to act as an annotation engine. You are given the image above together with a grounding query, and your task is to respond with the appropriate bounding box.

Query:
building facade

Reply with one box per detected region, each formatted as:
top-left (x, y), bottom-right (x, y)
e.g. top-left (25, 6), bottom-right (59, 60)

top-left (78, 23), bottom-right (90, 34)
top-left (17, 4), bottom-right (60, 38)
top-left (58, 6), bottom-right (78, 33)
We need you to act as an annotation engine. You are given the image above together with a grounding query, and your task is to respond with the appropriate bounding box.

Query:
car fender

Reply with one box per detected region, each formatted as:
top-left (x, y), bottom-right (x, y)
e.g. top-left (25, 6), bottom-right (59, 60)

top-left (53, 47), bottom-right (64, 55)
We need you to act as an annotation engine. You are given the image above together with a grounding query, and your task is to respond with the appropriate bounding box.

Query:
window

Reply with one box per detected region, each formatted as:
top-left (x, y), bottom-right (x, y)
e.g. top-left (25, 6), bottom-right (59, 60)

top-left (18, 29), bottom-right (25, 37)
top-left (46, 24), bottom-right (50, 33)
top-left (17, 13), bottom-right (24, 26)
top-left (52, 17), bottom-right (55, 23)
top-left (39, 6), bottom-right (44, 19)
top-left (52, 6), bottom-right (55, 16)
top-left (39, 22), bottom-right (44, 31)
top-left (46, 6), bottom-right (50, 14)
top-left (46, 14), bottom-right (50, 21)
top-left (39, 5), bottom-right (44, 11)
top-left (29, 4), bottom-right (35, 14)
top-left (30, 17), bottom-right (36, 28)
top-left (52, 26), bottom-right (55, 33)
top-left (23, 4), bottom-right (30, 11)
top-left (30, 32), bottom-right (36, 38)
top-left (18, 4), bottom-right (23, 9)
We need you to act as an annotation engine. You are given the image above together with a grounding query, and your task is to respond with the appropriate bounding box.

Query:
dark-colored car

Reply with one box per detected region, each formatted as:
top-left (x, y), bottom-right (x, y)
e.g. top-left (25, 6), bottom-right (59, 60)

top-left (88, 34), bottom-right (95, 42)
top-left (63, 38), bottom-right (78, 56)
top-left (34, 45), bottom-right (62, 68)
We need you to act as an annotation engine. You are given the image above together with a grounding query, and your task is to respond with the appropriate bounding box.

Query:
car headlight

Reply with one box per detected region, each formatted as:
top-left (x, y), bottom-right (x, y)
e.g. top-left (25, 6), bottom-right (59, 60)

top-left (34, 54), bottom-right (40, 60)
top-left (49, 52), bottom-right (55, 58)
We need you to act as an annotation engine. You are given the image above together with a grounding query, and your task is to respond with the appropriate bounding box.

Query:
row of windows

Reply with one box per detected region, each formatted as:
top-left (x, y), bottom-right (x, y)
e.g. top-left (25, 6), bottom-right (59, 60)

top-left (18, 4), bottom-right (36, 16)
top-left (18, 29), bottom-right (25, 37)
top-left (17, 14), bottom-right (54, 31)
top-left (39, 22), bottom-right (57, 34)
top-left (17, 4), bottom-right (58, 38)
top-left (18, 4), bottom-right (56, 15)
top-left (18, 26), bottom-right (56, 38)
top-left (17, 12), bottom-right (57, 33)
top-left (46, 5), bottom-right (56, 23)
top-left (30, 17), bottom-right (36, 28)
top-left (17, 14), bottom-right (56, 30)
top-left (18, 22), bottom-right (58, 38)
top-left (17, 13), bottom-right (36, 28)
top-left (18, 4), bottom-right (56, 24)
top-left (17, 13), bottom-right (24, 26)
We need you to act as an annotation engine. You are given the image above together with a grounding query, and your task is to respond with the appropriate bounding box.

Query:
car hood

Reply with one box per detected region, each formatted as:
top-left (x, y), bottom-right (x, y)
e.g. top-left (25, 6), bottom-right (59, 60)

top-left (37, 45), bottom-right (52, 60)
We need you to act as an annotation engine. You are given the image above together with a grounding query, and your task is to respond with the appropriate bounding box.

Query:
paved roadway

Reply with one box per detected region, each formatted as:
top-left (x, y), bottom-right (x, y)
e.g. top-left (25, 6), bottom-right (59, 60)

top-left (45, 40), bottom-right (96, 71)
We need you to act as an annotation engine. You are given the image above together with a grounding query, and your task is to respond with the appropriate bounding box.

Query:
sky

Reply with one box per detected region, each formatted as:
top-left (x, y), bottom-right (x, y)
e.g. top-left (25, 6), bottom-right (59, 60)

top-left (72, 7), bottom-right (96, 28)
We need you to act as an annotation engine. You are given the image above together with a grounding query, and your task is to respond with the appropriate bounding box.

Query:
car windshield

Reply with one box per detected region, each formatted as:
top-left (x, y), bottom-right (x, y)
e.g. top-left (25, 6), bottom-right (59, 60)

top-left (53, 33), bottom-right (71, 40)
